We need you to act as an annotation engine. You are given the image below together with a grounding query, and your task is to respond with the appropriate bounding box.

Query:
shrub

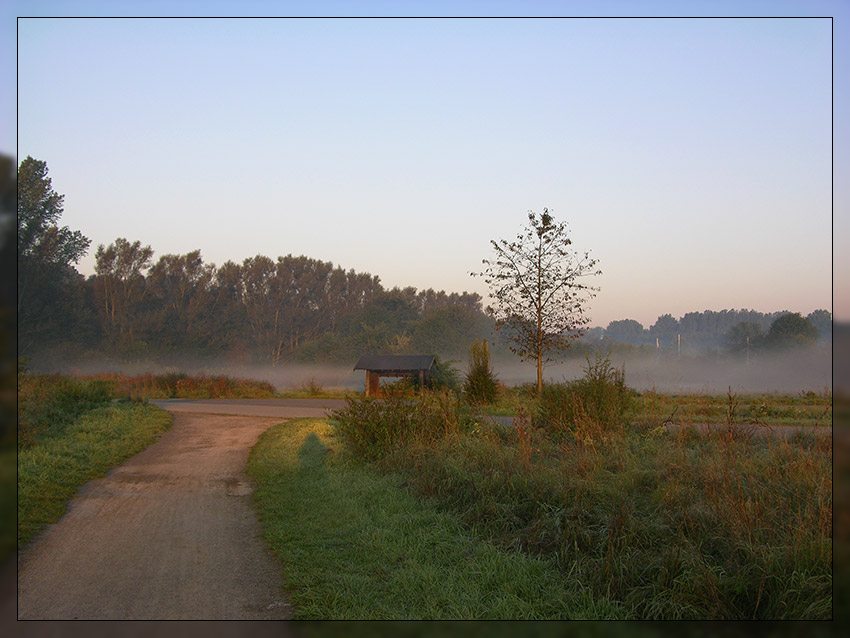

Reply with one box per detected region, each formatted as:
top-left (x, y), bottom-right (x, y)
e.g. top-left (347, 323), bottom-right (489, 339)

top-left (301, 377), bottom-right (324, 397)
top-left (463, 339), bottom-right (499, 405)
top-left (536, 352), bottom-right (632, 432)
top-left (331, 391), bottom-right (472, 461)
top-left (428, 357), bottom-right (461, 393)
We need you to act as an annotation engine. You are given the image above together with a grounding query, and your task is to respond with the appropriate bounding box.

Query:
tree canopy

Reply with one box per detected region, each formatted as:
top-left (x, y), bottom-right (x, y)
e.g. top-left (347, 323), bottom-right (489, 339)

top-left (17, 157), bottom-right (91, 354)
top-left (763, 313), bottom-right (819, 350)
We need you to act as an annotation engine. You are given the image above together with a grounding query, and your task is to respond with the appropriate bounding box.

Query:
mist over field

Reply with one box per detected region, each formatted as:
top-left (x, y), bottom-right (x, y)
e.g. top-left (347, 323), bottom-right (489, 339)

top-left (39, 343), bottom-right (833, 396)
top-left (498, 347), bottom-right (833, 395)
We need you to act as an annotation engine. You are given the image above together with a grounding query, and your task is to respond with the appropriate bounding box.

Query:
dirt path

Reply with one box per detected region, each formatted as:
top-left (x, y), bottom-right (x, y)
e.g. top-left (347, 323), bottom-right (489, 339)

top-left (17, 412), bottom-right (292, 620)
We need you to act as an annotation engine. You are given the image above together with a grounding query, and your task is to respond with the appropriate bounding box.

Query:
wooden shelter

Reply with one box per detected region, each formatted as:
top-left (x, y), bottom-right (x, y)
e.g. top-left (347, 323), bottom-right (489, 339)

top-left (353, 354), bottom-right (437, 397)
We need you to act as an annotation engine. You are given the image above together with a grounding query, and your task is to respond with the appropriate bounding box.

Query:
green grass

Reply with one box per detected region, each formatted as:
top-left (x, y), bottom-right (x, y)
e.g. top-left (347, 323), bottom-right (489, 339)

top-left (17, 401), bottom-right (173, 546)
top-left (18, 374), bottom-right (114, 446)
top-left (247, 419), bottom-right (620, 619)
top-left (391, 423), bottom-right (831, 619)
top-left (329, 377), bottom-right (832, 620)
top-left (631, 390), bottom-right (833, 428)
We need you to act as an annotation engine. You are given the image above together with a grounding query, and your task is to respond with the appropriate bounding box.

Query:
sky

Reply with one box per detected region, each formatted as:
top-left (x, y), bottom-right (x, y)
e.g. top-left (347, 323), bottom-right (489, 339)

top-left (6, 1), bottom-right (844, 329)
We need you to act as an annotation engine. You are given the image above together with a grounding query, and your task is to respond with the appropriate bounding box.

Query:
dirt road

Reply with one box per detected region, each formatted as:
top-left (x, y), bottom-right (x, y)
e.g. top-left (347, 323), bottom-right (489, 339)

top-left (17, 407), bottom-right (297, 620)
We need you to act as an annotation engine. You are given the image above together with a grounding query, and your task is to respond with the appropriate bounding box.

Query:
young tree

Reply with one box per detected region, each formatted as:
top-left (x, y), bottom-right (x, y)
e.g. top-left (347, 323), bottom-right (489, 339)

top-left (476, 208), bottom-right (601, 393)
top-left (464, 338), bottom-right (499, 405)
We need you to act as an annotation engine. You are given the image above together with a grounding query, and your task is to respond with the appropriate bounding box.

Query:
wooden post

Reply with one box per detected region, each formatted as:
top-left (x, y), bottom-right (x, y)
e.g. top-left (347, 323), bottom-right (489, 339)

top-left (366, 370), bottom-right (380, 397)
top-left (419, 370), bottom-right (424, 394)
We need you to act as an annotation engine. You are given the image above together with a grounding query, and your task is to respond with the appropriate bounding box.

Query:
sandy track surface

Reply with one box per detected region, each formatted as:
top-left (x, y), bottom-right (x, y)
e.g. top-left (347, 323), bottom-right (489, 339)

top-left (17, 411), bottom-right (293, 620)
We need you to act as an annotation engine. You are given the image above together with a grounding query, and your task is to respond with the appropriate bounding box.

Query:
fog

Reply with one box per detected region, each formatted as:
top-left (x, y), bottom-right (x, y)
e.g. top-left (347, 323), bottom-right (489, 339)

top-left (36, 343), bottom-right (833, 397)
top-left (494, 347), bottom-right (833, 395)
top-left (46, 357), bottom-right (367, 393)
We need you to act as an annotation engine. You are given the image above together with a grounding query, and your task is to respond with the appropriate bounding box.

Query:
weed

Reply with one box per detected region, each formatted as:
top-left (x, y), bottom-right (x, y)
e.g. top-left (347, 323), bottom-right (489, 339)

top-left (301, 377), bottom-right (324, 397)
top-left (536, 352), bottom-right (632, 433)
top-left (87, 372), bottom-right (276, 400)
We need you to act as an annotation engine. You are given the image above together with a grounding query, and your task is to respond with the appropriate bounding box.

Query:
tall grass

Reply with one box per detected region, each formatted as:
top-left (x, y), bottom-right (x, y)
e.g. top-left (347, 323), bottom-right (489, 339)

top-left (86, 372), bottom-right (277, 400)
top-left (328, 358), bottom-right (832, 619)
top-left (535, 352), bottom-right (633, 433)
top-left (18, 374), bottom-right (113, 446)
top-left (331, 391), bottom-right (473, 462)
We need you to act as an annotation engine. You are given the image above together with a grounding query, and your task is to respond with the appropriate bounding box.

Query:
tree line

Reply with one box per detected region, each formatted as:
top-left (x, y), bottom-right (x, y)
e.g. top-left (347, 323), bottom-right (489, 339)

top-left (15, 156), bottom-right (492, 365)
top-left (12, 156), bottom-right (831, 369)
top-left (597, 309), bottom-right (831, 354)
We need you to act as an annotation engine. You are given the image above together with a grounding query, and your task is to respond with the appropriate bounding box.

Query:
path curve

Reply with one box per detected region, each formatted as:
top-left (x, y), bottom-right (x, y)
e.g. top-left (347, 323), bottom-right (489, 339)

top-left (17, 407), bottom-right (295, 620)
top-left (150, 398), bottom-right (346, 419)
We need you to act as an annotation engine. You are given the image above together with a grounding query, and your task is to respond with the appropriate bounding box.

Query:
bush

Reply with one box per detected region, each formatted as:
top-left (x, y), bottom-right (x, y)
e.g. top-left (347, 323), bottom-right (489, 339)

top-left (536, 352), bottom-right (632, 432)
top-left (463, 339), bottom-right (499, 405)
top-left (428, 357), bottom-right (461, 393)
top-left (331, 391), bottom-right (472, 461)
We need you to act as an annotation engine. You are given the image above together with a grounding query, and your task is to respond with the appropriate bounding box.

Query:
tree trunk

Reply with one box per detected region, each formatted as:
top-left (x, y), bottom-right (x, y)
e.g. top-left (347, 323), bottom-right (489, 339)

top-left (537, 354), bottom-right (543, 395)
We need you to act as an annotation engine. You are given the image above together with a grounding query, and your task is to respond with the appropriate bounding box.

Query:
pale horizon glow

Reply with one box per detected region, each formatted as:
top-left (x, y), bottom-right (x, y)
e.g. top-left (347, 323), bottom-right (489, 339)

top-left (10, 3), bottom-right (842, 329)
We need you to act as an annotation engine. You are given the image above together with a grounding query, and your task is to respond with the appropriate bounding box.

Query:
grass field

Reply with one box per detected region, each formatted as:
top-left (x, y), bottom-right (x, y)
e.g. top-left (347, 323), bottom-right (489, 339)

top-left (247, 419), bottom-right (622, 619)
top-left (479, 384), bottom-right (832, 429)
top-left (250, 408), bottom-right (831, 619)
top-left (323, 370), bottom-right (832, 619)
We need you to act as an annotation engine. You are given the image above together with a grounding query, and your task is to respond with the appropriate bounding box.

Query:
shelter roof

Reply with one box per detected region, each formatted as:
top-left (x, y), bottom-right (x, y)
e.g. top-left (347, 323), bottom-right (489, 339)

top-left (353, 354), bottom-right (436, 372)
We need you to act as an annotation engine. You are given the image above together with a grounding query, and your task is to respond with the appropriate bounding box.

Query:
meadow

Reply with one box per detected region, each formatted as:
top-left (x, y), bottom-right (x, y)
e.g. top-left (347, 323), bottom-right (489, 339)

top-left (319, 364), bottom-right (832, 619)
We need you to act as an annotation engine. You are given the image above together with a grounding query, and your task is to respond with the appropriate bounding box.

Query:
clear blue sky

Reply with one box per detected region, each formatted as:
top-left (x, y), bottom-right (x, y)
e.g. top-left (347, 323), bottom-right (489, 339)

top-left (6, 1), bottom-right (843, 328)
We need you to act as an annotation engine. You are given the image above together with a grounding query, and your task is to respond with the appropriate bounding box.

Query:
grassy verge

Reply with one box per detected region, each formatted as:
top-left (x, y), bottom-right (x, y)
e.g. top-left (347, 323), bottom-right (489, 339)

top-left (18, 374), bottom-right (114, 446)
top-left (18, 401), bottom-right (172, 546)
top-left (247, 419), bottom-right (620, 619)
